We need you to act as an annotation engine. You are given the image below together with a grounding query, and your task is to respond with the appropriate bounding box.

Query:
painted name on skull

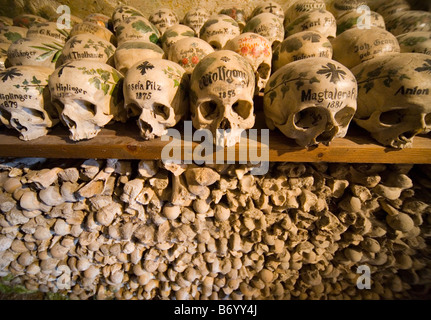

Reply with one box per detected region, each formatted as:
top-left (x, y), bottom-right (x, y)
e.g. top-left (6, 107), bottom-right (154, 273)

top-left (65, 51), bottom-right (105, 60)
top-left (54, 83), bottom-right (87, 95)
top-left (301, 87), bottom-right (356, 107)
top-left (198, 66), bottom-right (249, 90)
top-left (395, 86), bottom-right (430, 96)
top-left (127, 80), bottom-right (162, 92)
top-left (8, 49), bottom-right (37, 59)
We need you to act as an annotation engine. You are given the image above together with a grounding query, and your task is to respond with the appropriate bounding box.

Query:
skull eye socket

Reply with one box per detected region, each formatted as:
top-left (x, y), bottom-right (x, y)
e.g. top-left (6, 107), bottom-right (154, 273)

top-left (335, 107), bottom-right (355, 126)
top-left (76, 100), bottom-right (96, 116)
top-left (425, 113), bottom-right (431, 126)
top-left (153, 103), bottom-right (170, 121)
top-left (22, 108), bottom-right (45, 120)
top-left (379, 109), bottom-right (407, 125)
top-left (199, 101), bottom-right (219, 120)
top-left (294, 107), bottom-right (326, 129)
top-left (0, 108), bottom-right (12, 123)
top-left (232, 100), bottom-right (252, 119)
top-left (257, 63), bottom-right (270, 79)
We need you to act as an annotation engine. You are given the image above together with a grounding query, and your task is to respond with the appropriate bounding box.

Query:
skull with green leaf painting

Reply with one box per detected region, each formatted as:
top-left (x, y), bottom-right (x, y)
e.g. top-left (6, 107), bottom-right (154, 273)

top-left (0, 65), bottom-right (59, 140)
top-left (115, 16), bottom-right (160, 46)
top-left (49, 60), bottom-right (125, 141)
top-left (124, 58), bottom-right (188, 140)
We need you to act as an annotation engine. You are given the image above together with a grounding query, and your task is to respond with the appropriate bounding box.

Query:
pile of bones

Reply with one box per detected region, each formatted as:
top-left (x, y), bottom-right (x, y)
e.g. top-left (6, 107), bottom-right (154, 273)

top-left (0, 0), bottom-right (430, 299)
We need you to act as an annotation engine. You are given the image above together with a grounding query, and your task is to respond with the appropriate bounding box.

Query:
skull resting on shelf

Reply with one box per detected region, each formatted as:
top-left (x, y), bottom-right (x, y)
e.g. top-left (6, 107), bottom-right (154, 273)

top-left (264, 57), bottom-right (357, 147)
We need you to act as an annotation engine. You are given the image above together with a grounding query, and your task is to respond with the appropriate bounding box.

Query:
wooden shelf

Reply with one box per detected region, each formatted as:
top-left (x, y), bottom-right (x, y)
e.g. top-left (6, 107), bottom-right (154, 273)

top-left (0, 109), bottom-right (430, 164)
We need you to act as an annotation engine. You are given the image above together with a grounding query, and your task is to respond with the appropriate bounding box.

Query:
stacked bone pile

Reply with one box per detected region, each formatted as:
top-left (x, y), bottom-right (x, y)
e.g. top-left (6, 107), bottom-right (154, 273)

top-left (0, 157), bottom-right (431, 299)
top-left (0, 0), bottom-right (430, 149)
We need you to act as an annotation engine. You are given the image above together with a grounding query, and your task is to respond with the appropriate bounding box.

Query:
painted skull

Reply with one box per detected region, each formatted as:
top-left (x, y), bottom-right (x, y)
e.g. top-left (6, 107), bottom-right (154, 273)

top-left (331, 27), bottom-right (400, 69)
top-left (0, 26), bottom-right (27, 44)
top-left (224, 32), bottom-right (272, 93)
top-left (385, 10), bottom-right (431, 36)
top-left (83, 13), bottom-right (111, 29)
top-left (243, 13), bottom-right (284, 50)
top-left (372, 0), bottom-right (411, 20)
top-left (26, 22), bottom-right (70, 44)
top-left (168, 37), bottom-right (215, 75)
top-left (219, 7), bottom-right (247, 31)
top-left (250, 2), bottom-right (285, 21)
top-left (264, 57), bottom-right (357, 147)
top-left (115, 16), bottom-right (160, 46)
top-left (13, 14), bottom-right (47, 28)
top-left (182, 8), bottom-right (210, 37)
top-left (114, 41), bottom-right (164, 75)
top-left (61, 34), bottom-right (116, 66)
top-left (397, 32), bottom-right (431, 56)
top-left (7, 37), bottom-right (64, 69)
top-left (272, 31), bottom-right (333, 73)
top-left (149, 8), bottom-right (180, 35)
top-left (284, 9), bottom-right (337, 39)
top-left (190, 50), bottom-right (256, 147)
top-left (70, 22), bottom-right (116, 44)
top-left (111, 5), bottom-right (145, 32)
top-left (336, 9), bottom-right (386, 35)
top-left (49, 60), bottom-right (125, 141)
top-left (160, 24), bottom-right (195, 55)
top-left (329, 0), bottom-right (368, 18)
top-left (0, 65), bottom-right (58, 140)
top-left (284, 0), bottom-right (327, 25)
top-left (199, 14), bottom-right (240, 50)
top-left (351, 53), bottom-right (431, 148)
top-left (123, 58), bottom-right (188, 140)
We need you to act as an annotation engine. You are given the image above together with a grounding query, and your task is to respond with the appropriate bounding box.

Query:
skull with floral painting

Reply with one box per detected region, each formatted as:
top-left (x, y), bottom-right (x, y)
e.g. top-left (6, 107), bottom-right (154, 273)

top-left (224, 32), bottom-right (272, 93)
top-left (149, 8), bottom-right (180, 35)
top-left (111, 5), bottom-right (145, 32)
top-left (115, 16), bottom-right (160, 46)
top-left (264, 57), bottom-right (357, 147)
top-left (250, 2), bottom-right (285, 21)
top-left (168, 37), bottom-right (215, 75)
top-left (397, 32), bottom-right (431, 56)
top-left (0, 26), bottom-right (27, 44)
top-left (160, 24), bottom-right (195, 55)
top-left (219, 7), bottom-right (247, 31)
top-left (0, 65), bottom-right (59, 140)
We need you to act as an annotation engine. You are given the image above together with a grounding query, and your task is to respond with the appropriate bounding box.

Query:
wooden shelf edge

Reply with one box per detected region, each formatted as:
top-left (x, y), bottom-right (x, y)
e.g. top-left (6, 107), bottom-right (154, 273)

top-left (0, 122), bottom-right (430, 164)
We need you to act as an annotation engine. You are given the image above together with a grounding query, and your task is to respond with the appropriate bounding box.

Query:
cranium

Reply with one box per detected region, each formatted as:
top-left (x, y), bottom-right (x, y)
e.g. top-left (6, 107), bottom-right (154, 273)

top-left (123, 58), bottom-right (188, 140)
top-left (182, 8), bottom-right (210, 37)
top-left (115, 16), bottom-right (160, 46)
top-left (167, 37), bottom-right (215, 76)
top-left (284, 0), bottom-right (327, 25)
top-left (83, 13), bottom-right (111, 29)
top-left (7, 37), bottom-right (64, 69)
top-left (111, 5), bottom-right (145, 32)
top-left (331, 27), bottom-right (400, 69)
top-left (397, 31), bottom-right (431, 56)
top-left (70, 22), bottom-right (116, 44)
top-left (160, 24), bottom-right (195, 55)
top-left (284, 9), bottom-right (337, 39)
top-left (0, 65), bottom-right (59, 140)
top-left (26, 22), bottom-right (70, 44)
top-left (328, 0), bottom-right (368, 18)
top-left (371, 0), bottom-right (411, 20)
top-left (200, 14), bottom-right (240, 50)
top-left (272, 30), bottom-right (332, 73)
top-left (224, 32), bottom-right (272, 93)
top-left (250, 2), bottom-right (285, 21)
top-left (243, 13), bottom-right (284, 50)
top-left (190, 50), bottom-right (256, 147)
top-left (336, 9), bottom-right (386, 35)
top-left (0, 16), bottom-right (13, 28)
top-left (49, 60), bottom-right (125, 141)
top-left (219, 8), bottom-right (247, 31)
top-left (351, 53), bottom-right (431, 148)
top-left (114, 41), bottom-right (164, 75)
top-left (61, 34), bottom-right (116, 66)
top-left (0, 26), bottom-right (27, 44)
top-left (264, 57), bottom-right (357, 147)
top-left (149, 8), bottom-right (180, 35)
top-left (13, 14), bottom-right (47, 28)
top-left (385, 10), bottom-right (431, 36)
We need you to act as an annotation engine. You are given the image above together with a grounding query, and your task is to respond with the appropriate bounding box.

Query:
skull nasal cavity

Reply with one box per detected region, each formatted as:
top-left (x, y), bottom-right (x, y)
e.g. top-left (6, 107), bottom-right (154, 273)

top-left (219, 118), bottom-right (231, 130)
